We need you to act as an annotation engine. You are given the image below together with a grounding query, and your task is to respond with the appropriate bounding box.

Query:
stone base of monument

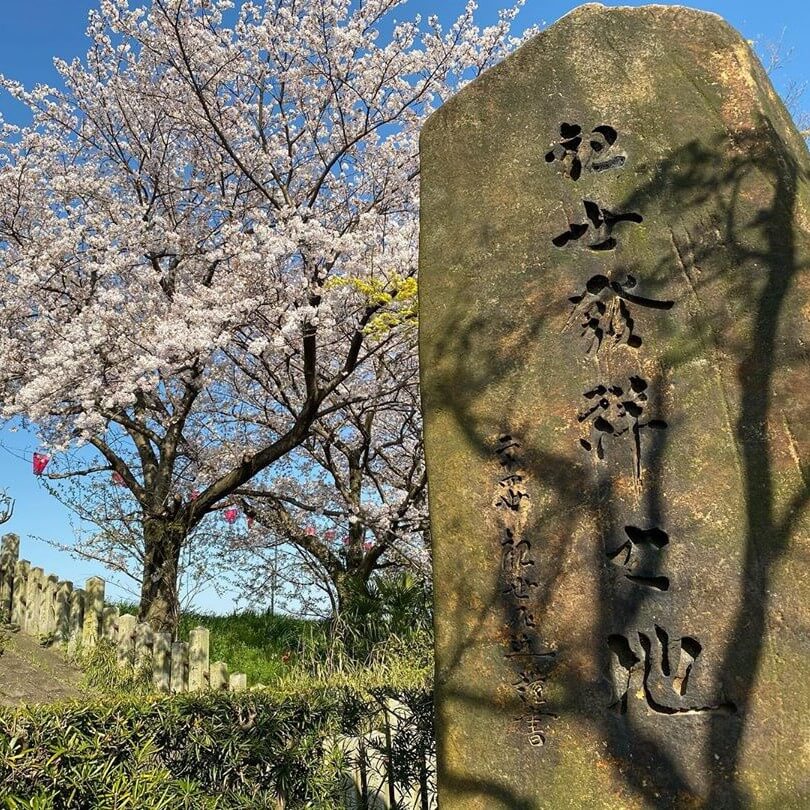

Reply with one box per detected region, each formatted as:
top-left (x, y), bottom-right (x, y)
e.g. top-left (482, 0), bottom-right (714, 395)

top-left (420, 3), bottom-right (809, 808)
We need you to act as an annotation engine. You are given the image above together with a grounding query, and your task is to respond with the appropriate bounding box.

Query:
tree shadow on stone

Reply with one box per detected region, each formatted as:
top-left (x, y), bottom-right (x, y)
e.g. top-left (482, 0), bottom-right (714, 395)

top-left (618, 116), bottom-right (809, 808)
top-left (427, 305), bottom-right (595, 808)
top-left (424, 112), bottom-right (809, 808)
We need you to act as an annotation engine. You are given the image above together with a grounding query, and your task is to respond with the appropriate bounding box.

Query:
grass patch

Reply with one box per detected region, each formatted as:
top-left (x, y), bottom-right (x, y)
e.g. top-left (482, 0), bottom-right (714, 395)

top-left (113, 604), bottom-right (318, 684)
top-left (106, 605), bottom-right (432, 694)
top-left (112, 572), bottom-right (434, 693)
top-left (178, 610), bottom-right (316, 684)
top-left (21, 596), bottom-right (436, 807)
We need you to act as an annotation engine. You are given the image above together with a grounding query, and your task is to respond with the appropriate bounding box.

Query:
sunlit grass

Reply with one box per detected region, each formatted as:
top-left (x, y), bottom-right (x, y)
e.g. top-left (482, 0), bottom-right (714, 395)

top-left (179, 609), bottom-right (320, 684)
top-left (109, 603), bottom-right (433, 693)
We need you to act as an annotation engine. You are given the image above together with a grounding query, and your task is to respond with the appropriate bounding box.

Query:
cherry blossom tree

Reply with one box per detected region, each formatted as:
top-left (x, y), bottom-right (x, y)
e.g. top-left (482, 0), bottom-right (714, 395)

top-left (37, 462), bottom-right (229, 611)
top-left (237, 329), bottom-right (428, 615)
top-left (0, 0), bottom-right (525, 631)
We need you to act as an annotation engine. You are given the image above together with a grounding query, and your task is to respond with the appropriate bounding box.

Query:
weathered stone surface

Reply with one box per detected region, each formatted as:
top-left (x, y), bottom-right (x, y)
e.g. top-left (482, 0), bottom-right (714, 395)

top-left (419, 5), bottom-right (809, 808)
top-left (24, 567), bottom-right (43, 636)
top-left (66, 588), bottom-right (85, 656)
top-left (116, 613), bottom-right (137, 669)
top-left (39, 574), bottom-right (58, 638)
top-left (0, 534), bottom-right (19, 623)
top-left (153, 631), bottom-right (172, 693)
top-left (54, 581), bottom-right (73, 644)
top-left (81, 576), bottom-right (105, 647)
top-left (171, 641), bottom-right (189, 693)
top-left (209, 660), bottom-right (228, 691)
top-left (134, 621), bottom-right (153, 671)
top-left (10, 560), bottom-right (29, 628)
top-left (101, 605), bottom-right (119, 642)
top-left (188, 627), bottom-right (210, 691)
top-left (229, 672), bottom-right (247, 692)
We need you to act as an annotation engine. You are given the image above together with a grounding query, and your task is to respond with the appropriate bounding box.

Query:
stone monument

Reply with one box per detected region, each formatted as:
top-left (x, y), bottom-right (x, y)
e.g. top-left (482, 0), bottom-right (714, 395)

top-left (419, 4), bottom-right (809, 808)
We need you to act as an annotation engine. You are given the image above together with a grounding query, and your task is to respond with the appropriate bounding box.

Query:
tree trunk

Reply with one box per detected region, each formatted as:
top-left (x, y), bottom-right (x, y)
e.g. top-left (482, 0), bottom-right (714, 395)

top-left (334, 567), bottom-right (373, 617)
top-left (139, 518), bottom-right (185, 635)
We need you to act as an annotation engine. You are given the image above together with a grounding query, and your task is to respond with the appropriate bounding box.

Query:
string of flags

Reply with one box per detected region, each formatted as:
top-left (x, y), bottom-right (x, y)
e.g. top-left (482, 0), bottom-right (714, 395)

top-left (31, 458), bottom-right (371, 549)
top-left (32, 452), bottom-right (50, 476)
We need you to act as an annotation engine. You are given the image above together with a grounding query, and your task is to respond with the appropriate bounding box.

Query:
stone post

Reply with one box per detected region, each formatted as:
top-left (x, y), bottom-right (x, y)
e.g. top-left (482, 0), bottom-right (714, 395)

top-left (419, 5), bottom-right (810, 806)
top-left (116, 613), bottom-right (137, 669)
top-left (0, 534), bottom-right (20, 623)
top-left (66, 588), bottom-right (85, 656)
top-left (171, 641), bottom-right (189, 693)
top-left (134, 622), bottom-right (153, 672)
top-left (229, 672), bottom-right (247, 692)
top-left (153, 632), bottom-right (172, 693)
top-left (54, 581), bottom-right (73, 644)
top-left (102, 605), bottom-right (119, 642)
top-left (188, 627), bottom-right (209, 691)
top-left (209, 661), bottom-right (229, 691)
top-left (39, 574), bottom-right (59, 638)
top-left (10, 560), bottom-right (29, 628)
top-left (24, 567), bottom-right (43, 636)
top-left (81, 576), bottom-right (104, 648)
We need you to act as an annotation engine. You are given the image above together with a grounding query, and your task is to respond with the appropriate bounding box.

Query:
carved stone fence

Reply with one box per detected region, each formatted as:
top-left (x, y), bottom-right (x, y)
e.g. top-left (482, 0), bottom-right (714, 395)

top-left (333, 697), bottom-right (436, 810)
top-left (0, 533), bottom-right (248, 693)
top-left (0, 533), bottom-right (436, 807)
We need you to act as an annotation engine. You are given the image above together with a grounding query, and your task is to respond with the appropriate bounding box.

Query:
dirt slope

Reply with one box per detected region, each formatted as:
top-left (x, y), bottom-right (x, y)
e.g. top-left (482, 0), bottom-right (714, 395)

top-left (0, 631), bottom-right (88, 707)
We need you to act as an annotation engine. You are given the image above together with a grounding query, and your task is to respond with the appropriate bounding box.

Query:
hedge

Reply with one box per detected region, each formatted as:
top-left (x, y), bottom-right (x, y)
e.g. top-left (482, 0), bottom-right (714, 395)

top-left (0, 687), bottom-right (433, 809)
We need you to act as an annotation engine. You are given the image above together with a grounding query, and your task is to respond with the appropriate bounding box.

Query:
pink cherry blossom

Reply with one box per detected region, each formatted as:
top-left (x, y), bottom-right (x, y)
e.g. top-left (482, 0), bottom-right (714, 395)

top-left (0, 0), bottom-right (526, 629)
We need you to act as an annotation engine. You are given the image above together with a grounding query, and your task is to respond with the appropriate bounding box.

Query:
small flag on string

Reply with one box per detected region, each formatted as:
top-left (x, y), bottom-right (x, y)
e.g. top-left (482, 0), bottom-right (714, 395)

top-left (112, 471), bottom-right (126, 486)
top-left (224, 507), bottom-right (239, 525)
top-left (33, 452), bottom-right (50, 476)
top-left (305, 525), bottom-right (316, 536)
top-left (363, 540), bottom-right (375, 552)
top-left (190, 489), bottom-right (200, 501)
top-left (324, 530), bottom-right (336, 541)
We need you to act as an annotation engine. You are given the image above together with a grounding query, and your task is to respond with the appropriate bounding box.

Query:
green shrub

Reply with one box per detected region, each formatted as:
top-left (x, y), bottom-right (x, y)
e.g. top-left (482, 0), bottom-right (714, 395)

top-left (74, 639), bottom-right (153, 696)
top-left (108, 606), bottom-right (317, 684)
top-left (107, 604), bottom-right (433, 692)
top-left (0, 686), bottom-right (432, 809)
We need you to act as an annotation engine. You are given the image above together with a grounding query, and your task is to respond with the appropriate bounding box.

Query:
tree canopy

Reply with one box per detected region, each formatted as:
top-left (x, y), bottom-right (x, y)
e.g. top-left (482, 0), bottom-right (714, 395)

top-left (0, 0), bottom-right (525, 630)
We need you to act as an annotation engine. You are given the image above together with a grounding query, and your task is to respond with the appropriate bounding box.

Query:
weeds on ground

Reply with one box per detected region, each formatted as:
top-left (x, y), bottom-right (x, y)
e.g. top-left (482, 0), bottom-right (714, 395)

top-left (74, 639), bottom-right (153, 696)
top-left (179, 609), bottom-right (314, 684)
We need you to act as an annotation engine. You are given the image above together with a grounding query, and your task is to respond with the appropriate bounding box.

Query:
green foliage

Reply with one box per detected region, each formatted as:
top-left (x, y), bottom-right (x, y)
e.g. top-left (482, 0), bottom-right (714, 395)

top-left (74, 639), bottom-right (153, 696)
top-left (177, 610), bottom-right (314, 685)
top-left (330, 572), bottom-right (434, 664)
top-left (4, 597), bottom-right (435, 808)
top-left (111, 571), bottom-right (434, 688)
top-left (99, 597), bottom-right (433, 699)
top-left (275, 628), bottom-right (433, 695)
top-left (324, 274), bottom-right (418, 336)
top-left (107, 604), bottom-right (318, 685)
top-left (0, 687), bottom-right (432, 809)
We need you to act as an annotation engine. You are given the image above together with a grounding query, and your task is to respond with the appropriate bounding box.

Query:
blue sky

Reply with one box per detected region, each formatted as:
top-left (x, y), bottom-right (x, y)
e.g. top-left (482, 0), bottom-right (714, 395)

top-left (0, 0), bottom-right (807, 614)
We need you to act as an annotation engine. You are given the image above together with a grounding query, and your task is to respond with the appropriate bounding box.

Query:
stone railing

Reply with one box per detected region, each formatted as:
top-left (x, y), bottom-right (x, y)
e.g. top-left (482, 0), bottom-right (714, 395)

top-left (335, 697), bottom-right (436, 810)
top-left (0, 533), bottom-right (436, 807)
top-left (0, 533), bottom-right (247, 693)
